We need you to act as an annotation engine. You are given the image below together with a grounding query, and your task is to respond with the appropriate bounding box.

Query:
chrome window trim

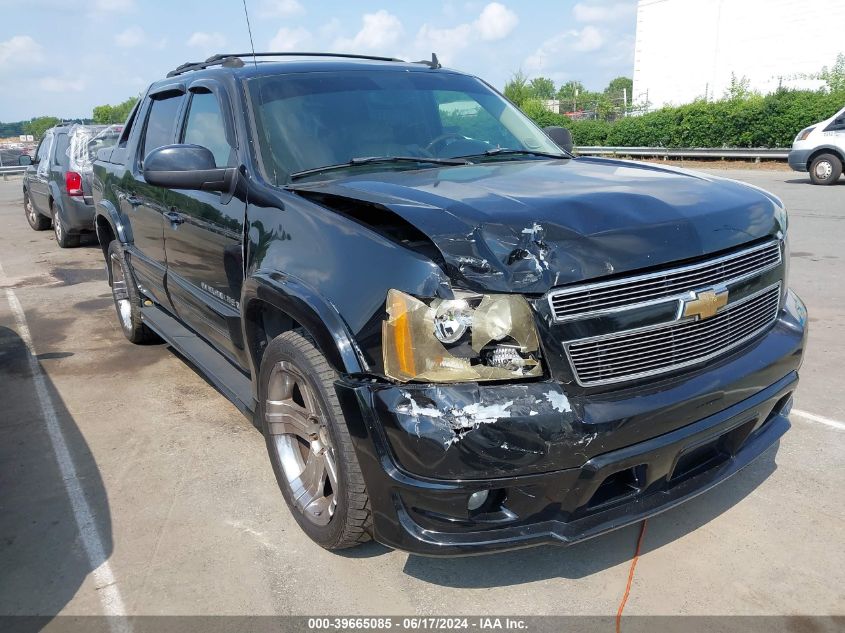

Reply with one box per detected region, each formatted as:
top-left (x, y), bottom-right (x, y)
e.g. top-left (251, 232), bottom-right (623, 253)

top-left (547, 239), bottom-right (782, 322)
top-left (564, 282), bottom-right (782, 387)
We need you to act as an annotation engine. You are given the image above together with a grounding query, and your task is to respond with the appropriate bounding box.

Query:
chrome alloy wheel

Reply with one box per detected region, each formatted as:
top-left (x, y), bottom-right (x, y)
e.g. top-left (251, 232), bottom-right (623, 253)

top-left (53, 209), bottom-right (64, 242)
top-left (266, 361), bottom-right (338, 526)
top-left (814, 159), bottom-right (833, 180)
top-left (109, 252), bottom-right (133, 332)
top-left (25, 195), bottom-right (37, 225)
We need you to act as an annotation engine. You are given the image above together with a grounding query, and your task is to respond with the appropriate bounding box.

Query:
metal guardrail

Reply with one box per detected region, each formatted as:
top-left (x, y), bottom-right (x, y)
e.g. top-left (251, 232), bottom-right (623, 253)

top-left (574, 146), bottom-right (789, 160)
top-left (0, 166), bottom-right (27, 177)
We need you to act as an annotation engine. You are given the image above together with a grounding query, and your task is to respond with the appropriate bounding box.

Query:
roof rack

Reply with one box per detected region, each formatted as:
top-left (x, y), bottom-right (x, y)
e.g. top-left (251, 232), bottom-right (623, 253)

top-left (166, 51), bottom-right (438, 77)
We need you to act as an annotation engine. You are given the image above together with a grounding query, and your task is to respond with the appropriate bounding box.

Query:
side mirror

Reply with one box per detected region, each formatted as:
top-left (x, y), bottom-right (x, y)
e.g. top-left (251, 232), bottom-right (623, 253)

top-left (143, 144), bottom-right (236, 192)
top-left (543, 126), bottom-right (574, 154)
top-left (18, 154), bottom-right (33, 166)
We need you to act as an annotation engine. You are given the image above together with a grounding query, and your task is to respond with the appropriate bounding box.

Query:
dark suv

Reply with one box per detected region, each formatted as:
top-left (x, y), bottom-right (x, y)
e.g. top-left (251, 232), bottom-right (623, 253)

top-left (22, 123), bottom-right (120, 247)
top-left (92, 53), bottom-right (807, 555)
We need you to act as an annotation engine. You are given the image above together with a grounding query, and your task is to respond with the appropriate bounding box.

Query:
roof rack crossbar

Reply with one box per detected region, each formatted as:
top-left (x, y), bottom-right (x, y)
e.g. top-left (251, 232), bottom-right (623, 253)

top-left (166, 51), bottom-right (412, 77)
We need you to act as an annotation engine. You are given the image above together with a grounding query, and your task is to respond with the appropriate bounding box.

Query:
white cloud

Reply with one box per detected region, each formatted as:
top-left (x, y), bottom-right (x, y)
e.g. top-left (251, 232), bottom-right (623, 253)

top-left (573, 2), bottom-right (636, 22)
top-left (524, 26), bottom-right (606, 74)
top-left (186, 31), bottom-right (227, 51)
top-left (572, 25), bottom-right (604, 52)
top-left (523, 34), bottom-right (566, 75)
top-left (412, 3), bottom-right (519, 65)
top-left (0, 35), bottom-right (44, 66)
top-left (414, 23), bottom-right (472, 64)
top-left (114, 26), bottom-right (145, 48)
top-left (39, 76), bottom-right (86, 92)
top-left (257, 0), bottom-right (304, 18)
top-left (333, 10), bottom-right (403, 51)
top-left (474, 2), bottom-right (518, 41)
top-left (269, 26), bottom-right (311, 51)
top-left (92, 0), bottom-right (134, 12)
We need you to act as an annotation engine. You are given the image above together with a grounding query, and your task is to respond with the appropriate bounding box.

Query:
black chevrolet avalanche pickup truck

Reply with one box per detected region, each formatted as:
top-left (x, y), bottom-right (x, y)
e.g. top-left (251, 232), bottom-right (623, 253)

top-left (92, 52), bottom-right (808, 556)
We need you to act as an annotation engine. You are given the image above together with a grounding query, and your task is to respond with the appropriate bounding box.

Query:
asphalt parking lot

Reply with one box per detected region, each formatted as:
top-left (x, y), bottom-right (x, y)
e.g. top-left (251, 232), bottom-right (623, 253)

top-left (0, 169), bottom-right (843, 621)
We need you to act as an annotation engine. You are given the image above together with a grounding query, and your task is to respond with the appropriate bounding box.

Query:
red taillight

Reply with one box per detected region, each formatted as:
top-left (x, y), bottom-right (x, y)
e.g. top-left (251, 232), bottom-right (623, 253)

top-left (65, 171), bottom-right (83, 196)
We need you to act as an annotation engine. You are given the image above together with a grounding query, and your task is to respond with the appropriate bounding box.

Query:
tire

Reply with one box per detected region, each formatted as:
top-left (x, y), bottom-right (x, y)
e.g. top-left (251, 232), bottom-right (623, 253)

top-left (24, 190), bottom-right (51, 231)
top-left (107, 240), bottom-right (159, 344)
top-left (809, 153), bottom-right (842, 185)
top-left (53, 203), bottom-right (80, 248)
top-left (257, 329), bottom-right (372, 550)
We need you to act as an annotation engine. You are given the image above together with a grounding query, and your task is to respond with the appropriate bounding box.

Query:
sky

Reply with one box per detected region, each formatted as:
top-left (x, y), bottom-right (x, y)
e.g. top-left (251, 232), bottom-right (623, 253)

top-left (0, 0), bottom-right (638, 122)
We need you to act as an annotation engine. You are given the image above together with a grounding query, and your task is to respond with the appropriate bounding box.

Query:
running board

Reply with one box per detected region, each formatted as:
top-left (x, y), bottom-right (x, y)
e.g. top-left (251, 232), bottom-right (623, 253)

top-left (140, 304), bottom-right (255, 418)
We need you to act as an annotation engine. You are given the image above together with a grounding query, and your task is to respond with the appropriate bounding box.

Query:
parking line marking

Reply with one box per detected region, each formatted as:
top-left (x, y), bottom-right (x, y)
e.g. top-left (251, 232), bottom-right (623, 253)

top-left (0, 259), bottom-right (131, 632)
top-left (793, 409), bottom-right (845, 431)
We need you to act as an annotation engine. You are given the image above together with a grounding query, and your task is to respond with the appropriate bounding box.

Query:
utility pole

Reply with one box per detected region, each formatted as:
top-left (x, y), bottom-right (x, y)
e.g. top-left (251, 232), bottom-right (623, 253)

top-left (622, 87), bottom-right (627, 116)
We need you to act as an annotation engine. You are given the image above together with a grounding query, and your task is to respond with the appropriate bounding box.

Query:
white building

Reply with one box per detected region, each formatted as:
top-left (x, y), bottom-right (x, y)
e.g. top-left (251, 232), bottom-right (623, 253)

top-left (632, 0), bottom-right (845, 109)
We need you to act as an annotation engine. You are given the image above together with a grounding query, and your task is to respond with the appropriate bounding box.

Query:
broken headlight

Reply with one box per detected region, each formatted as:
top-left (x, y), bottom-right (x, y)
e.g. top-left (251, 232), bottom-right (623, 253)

top-left (382, 289), bottom-right (543, 383)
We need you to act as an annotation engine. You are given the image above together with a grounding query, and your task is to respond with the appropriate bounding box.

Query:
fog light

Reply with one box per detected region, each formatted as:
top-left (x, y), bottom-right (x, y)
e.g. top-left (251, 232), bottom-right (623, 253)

top-left (467, 489), bottom-right (489, 511)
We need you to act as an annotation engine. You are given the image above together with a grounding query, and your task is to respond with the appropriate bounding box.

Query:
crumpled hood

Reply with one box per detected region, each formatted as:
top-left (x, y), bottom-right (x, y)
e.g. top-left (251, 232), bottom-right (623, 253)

top-left (291, 157), bottom-right (785, 294)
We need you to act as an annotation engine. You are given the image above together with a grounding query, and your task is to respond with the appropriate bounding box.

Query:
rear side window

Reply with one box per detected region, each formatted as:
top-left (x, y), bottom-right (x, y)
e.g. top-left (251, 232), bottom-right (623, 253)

top-left (54, 133), bottom-right (70, 168)
top-left (141, 95), bottom-right (182, 163)
top-left (182, 91), bottom-right (232, 167)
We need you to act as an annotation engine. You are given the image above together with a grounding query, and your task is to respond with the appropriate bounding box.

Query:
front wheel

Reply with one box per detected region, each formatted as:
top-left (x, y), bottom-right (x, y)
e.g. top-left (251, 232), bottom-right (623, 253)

top-left (107, 240), bottom-right (159, 344)
top-left (258, 329), bottom-right (372, 550)
top-left (809, 153), bottom-right (842, 185)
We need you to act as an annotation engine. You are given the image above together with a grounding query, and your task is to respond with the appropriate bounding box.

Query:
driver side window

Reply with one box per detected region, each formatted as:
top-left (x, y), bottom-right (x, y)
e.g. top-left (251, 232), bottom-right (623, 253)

top-left (36, 132), bottom-right (54, 177)
top-left (182, 90), bottom-right (233, 168)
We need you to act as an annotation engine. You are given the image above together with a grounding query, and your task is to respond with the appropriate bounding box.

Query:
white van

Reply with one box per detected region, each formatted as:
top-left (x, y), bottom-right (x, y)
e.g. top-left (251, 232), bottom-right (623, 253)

top-left (788, 105), bottom-right (845, 185)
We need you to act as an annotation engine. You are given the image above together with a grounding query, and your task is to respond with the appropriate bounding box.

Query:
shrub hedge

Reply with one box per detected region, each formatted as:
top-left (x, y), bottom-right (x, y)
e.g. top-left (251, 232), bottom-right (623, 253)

top-left (524, 90), bottom-right (845, 148)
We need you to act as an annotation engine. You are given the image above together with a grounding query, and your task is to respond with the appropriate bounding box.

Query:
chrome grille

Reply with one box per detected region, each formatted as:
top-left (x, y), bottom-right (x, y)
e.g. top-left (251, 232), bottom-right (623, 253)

top-left (566, 284), bottom-right (781, 386)
top-left (549, 241), bottom-right (781, 321)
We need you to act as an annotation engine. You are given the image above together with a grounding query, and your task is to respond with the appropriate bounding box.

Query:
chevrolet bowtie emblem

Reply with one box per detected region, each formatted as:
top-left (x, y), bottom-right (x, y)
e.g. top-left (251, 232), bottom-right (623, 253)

top-left (682, 287), bottom-right (729, 321)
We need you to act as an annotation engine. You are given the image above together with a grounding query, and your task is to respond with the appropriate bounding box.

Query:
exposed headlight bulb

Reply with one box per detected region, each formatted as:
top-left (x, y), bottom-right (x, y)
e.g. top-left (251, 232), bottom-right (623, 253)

top-left (433, 299), bottom-right (472, 344)
top-left (488, 346), bottom-right (524, 370)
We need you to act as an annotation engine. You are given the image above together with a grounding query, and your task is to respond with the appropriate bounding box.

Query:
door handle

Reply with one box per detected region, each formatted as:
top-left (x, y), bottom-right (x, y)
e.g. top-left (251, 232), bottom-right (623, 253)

top-left (164, 210), bottom-right (185, 225)
top-left (122, 193), bottom-right (142, 207)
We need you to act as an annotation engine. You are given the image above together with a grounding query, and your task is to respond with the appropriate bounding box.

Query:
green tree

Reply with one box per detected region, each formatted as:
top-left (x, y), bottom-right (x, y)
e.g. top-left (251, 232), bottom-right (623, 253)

top-left (528, 77), bottom-right (556, 100)
top-left (604, 76), bottom-right (633, 110)
top-left (520, 98), bottom-right (566, 127)
top-left (92, 96), bottom-right (139, 124)
top-left (23, 116), bottom-right (61, 139)
top-left (594, 94), bottom-right (616, 120)
top-left (503, 71), bottom-right (530, 107)
top-left (604, 76), bottom-right (633, 96)
top-left (0, 120), bottom-right (27, 137)
top-left (723, 73), bottom-right (755, 101)
top-left (557, 80), bottom-right (585, 101)
top-left (818, 53), bottom-right (845, 93)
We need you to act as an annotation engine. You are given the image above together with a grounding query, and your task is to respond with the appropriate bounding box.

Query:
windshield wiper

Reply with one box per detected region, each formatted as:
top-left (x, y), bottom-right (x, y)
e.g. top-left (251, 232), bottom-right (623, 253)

top-left (458, 148), bottom-right (570, 160)
top-left (289, 155), bottom-right (472, 180)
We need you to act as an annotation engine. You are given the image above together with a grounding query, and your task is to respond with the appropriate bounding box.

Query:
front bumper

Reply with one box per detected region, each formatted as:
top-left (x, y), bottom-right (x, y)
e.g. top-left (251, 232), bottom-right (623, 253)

top-left (335, 291), bottom-right (807, 556)
top-left (787, 149), bottom-right (812, 172)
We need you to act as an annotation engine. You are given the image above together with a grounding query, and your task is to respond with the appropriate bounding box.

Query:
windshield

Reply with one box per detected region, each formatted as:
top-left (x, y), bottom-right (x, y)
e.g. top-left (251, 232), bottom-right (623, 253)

top-left (247, 70), bottom-right (564, 184)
